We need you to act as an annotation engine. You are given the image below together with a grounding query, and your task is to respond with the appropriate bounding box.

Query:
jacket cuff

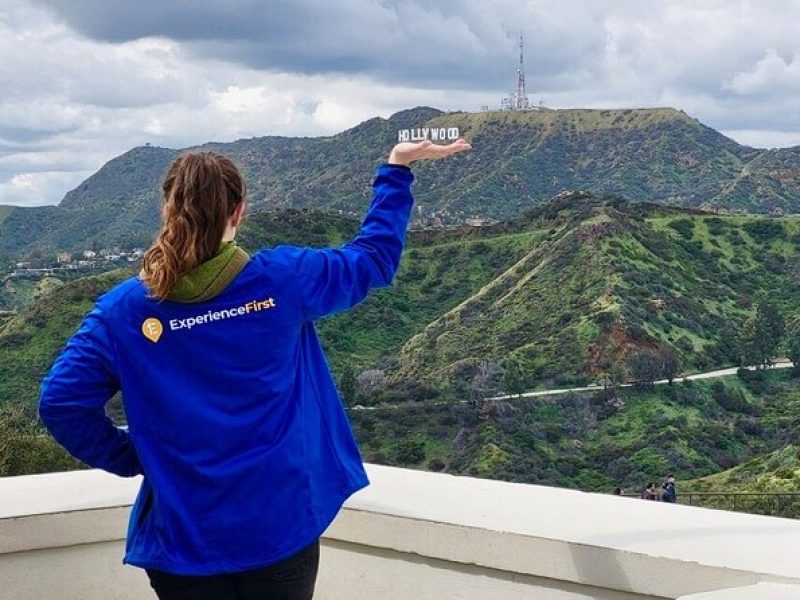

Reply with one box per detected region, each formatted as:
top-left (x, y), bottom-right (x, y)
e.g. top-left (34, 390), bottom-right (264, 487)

top-left (377, 164), bottom-right (414, 184)
top-left (380, 163), bottom-right (412, 171)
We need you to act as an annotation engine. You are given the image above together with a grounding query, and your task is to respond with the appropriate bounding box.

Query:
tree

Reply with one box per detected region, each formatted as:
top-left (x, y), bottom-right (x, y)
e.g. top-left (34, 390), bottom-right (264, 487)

top-left (339, 365), bottom-right (356, 406)
top-left (737, 317), bottom-right (761, 368)
top-left (758, 298), bottom-right (786, 352)
top-left (393, 437), bottom-right (426, 464)
top-left (738, 299), bottom-right (785, 368)
top-left (628, 350), bottom-right (661, 387)
top-left (786, 318), bottom-right (800, 374)
top-left (501, 357), bottom-right (526, 397)
top-left (356, 369), bottom-right (387, 393)
top-left (658, 346), bottom-right (681, 384)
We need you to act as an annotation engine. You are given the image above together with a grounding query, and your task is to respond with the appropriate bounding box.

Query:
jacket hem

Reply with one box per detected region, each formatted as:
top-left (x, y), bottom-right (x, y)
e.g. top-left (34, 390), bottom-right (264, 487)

top-left (122, 474), bottom-right (369, 576)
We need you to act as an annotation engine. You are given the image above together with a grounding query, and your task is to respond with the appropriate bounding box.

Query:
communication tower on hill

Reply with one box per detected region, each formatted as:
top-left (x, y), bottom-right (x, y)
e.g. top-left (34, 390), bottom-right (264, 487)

top-left (502, 33), bottom-right (532, 111)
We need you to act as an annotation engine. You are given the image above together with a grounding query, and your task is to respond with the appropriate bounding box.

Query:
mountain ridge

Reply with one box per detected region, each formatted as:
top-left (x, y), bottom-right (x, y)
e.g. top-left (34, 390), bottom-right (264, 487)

top-left (2, 106), bottom-right (800, 260)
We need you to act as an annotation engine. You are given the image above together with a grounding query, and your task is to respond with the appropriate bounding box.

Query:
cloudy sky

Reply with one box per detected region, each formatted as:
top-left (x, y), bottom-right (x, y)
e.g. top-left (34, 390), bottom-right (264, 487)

top-left (2, 0), bottom-right (799, 206)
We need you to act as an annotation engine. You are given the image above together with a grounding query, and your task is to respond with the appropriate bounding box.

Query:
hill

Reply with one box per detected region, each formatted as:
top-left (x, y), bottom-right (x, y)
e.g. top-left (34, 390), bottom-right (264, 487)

top-left (323, 196), bottom-right (799, 394)
top-left (683, 441), bottom-right (800, 517)
top-left (688, 444), bottom-right (800, 493)
top-left (348, 371), bottom-right (800, 494)
top-left (3, 106), bottom-right (800, 257)
top-left (3, 200), bottom-right (800, 495)
top-left (3, 198), bottom-right (799, 405)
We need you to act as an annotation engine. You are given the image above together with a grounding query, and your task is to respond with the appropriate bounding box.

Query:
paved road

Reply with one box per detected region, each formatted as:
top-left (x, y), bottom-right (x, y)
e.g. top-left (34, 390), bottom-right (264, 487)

top-left (485, 361), bottom-right (795, 401)
top-left (350, 360), bottom-right (796, 411)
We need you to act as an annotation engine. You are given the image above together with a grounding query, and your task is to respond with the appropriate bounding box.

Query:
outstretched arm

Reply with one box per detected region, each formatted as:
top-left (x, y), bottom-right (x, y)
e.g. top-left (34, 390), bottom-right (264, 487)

top-left (290, 139), bottom-right (471, 321)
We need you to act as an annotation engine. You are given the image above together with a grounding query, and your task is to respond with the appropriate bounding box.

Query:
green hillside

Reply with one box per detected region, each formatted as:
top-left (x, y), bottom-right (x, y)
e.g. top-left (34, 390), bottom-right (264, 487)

top-left (377, 198), bottom-right (800, 390)
top-left (3, 199), bottom-right (799, 405)
top-left (2, 199), bottom-right (800, 495)
top-left (682, 442), bottom-right (800, 517)
top-left (350, 371), bottom-right (800, 496)
top-left (688, 445), bottom-right (800, 493)
top-left (0, 269), bottom-right (132, 407)
top-left (0, 276), bottom-right (64, 311)
top-left (3, 106), bottom-right (800, 257)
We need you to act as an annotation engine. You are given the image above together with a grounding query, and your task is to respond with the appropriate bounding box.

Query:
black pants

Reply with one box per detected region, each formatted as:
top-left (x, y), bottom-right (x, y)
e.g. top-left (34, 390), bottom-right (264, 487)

top-left (146, 540), bottom-right (320, 600)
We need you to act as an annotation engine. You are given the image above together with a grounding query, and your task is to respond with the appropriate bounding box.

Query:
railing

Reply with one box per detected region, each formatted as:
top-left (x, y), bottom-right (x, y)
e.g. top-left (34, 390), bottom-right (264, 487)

top-left (680, 492), bottom-right (800, 519)
top-left (624, 492), bottom-right (800, 519)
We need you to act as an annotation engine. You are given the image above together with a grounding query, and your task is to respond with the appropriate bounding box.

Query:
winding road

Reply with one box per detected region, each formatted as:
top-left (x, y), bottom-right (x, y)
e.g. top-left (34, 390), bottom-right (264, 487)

top-left (350, 360), bottom-right (796, 411)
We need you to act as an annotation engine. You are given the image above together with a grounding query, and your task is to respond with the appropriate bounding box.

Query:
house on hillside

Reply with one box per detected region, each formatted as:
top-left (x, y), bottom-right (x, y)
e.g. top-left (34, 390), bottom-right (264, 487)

top-left (82, 250), bottom-right (96, 259)
top-left (56, 252), bottom-right (72, 264)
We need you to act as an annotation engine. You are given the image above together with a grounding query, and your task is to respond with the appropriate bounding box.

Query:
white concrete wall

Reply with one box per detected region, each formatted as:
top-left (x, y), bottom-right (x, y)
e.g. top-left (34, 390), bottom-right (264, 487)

top-left (2, 466), bottom-right (800, 600)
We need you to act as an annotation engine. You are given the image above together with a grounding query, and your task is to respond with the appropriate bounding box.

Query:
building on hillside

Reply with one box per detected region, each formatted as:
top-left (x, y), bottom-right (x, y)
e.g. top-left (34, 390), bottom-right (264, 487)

top-left (83, 250), bottom-right (96, 259)
top-left (56, 252), bottom-right (72, 264)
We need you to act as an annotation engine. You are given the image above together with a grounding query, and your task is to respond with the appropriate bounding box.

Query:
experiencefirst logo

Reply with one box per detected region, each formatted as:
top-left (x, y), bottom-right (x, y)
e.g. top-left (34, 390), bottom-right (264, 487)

top-left (397, 126), bottom-right (460, 143)
top-left (141, 298), bottom-right (277, 343)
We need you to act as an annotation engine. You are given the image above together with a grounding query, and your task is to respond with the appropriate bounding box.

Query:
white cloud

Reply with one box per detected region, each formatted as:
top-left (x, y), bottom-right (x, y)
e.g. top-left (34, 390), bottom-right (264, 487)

top-left (722, 129), bottom-right (800, 149)
top-left (0, 170), bottom-right (90, 207)
top-left (1, 0), bottom-right (800, 206)
top-left (728, 49), bottom-right (800, 96)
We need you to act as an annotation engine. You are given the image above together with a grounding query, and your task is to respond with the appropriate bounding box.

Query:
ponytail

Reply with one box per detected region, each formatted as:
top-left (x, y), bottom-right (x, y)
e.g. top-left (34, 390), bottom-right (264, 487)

top-left (141, 152), bottom-right (246, 300)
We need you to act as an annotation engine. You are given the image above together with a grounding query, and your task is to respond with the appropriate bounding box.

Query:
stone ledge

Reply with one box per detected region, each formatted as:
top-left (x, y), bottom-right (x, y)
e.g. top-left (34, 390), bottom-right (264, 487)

top-left (2, 465), bottom-right (800, 599)
top-left (678, 582), bottom-right (800, 599)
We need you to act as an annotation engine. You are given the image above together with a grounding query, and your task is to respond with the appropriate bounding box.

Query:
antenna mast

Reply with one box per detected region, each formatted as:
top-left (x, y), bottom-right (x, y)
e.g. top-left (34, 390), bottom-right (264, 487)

top-left (502, 32), bottom-right (531, 110)
top-left (515, 33), bottom-right (530, 110)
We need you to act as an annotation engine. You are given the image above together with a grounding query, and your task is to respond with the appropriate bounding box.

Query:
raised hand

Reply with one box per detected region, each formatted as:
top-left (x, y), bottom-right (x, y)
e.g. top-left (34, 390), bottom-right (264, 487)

top-left (388, 139), bottom-right (472, 167)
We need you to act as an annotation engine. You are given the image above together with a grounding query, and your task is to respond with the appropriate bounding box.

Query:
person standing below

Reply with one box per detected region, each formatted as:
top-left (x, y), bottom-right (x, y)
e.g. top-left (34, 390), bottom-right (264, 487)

top-left (662, 475), bottom-right (678, 503)
top-left (641, 482), bottom-right (658, 500)
top-left (38, 138), bottom-right (471, 600)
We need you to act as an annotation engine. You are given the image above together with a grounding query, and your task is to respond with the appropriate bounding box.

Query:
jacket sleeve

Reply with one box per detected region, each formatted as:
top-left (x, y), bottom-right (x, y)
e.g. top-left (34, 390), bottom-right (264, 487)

top-left (290, 164), bottom-right (415, 321)
top-left (38, 305), bottom-right (142, 477)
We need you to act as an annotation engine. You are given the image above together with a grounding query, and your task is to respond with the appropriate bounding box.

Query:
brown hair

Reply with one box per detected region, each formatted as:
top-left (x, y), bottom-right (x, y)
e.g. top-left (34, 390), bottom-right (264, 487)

top-left (141, 152), bottom-right (246, 300)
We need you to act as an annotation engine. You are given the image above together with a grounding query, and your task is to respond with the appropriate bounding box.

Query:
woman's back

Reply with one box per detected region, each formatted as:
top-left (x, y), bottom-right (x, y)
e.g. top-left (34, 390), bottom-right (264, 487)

top-left (38, 139), bottom-right (471, 596)
top-left (40, 164), bottom-right (416, 573)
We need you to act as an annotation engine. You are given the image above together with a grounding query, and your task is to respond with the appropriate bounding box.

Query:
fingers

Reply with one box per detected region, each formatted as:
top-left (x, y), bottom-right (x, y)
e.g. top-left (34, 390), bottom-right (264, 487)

top-left (427, 139), bottom-right (472, 158)
top-left (389, 138), bottom-right (471, 164)
top-left (450, 138), bottom-right (472, 152)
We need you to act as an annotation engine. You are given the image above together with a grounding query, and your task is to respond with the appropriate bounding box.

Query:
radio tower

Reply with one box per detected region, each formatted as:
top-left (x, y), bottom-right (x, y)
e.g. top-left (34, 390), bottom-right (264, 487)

top-left (514, 33), bottom-right (530, 109)
top-left (502, 33), bottom-right (531, 110)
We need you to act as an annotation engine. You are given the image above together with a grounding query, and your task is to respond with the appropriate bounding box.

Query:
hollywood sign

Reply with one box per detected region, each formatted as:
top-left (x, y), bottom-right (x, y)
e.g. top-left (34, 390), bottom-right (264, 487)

top-left (397, 127), bottom-right (460, 143)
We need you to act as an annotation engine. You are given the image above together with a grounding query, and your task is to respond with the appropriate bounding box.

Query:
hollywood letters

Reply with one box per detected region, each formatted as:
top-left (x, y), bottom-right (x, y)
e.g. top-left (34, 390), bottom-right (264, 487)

top-left (397, 127), bottom-right (460, 143)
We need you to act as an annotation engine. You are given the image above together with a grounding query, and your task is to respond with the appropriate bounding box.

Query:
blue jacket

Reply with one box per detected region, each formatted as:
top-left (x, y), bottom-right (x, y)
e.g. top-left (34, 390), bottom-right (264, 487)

top-left (39, 164), bottom-right (414, 575)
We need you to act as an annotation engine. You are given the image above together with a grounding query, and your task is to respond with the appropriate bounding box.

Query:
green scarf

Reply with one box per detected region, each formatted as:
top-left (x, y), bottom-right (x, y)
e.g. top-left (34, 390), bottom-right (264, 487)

top-left (168, 241), bottom-right (250, 303)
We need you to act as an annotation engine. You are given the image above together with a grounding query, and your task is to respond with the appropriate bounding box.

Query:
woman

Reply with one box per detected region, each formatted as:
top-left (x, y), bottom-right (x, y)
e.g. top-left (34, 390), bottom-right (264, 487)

top-left (39, 138), bottom-right (471, 599)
